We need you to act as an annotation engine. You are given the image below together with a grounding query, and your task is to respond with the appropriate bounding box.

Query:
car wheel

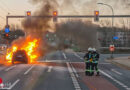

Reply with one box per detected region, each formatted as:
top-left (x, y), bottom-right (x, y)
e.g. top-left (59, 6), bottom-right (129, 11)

top-left (12, 60), bottom-right (15, 64)
top-left (25, 61), bottom-right (28, 64)
top-left (24, 59), bottom-right (28, 64)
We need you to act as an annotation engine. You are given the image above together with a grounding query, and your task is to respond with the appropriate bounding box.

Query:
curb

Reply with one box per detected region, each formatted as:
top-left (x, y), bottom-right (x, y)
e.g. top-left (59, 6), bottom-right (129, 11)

top-left (106, 59), bottom-right (130, 70)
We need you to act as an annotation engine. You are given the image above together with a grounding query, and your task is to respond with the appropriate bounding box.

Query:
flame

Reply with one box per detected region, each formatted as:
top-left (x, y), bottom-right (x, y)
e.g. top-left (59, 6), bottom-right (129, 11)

top-left (6, 36), bottom-right (40, 64)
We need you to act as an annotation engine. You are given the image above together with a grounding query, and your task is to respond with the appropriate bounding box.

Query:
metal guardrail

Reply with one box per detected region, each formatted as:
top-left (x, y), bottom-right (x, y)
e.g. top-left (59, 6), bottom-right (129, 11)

top-left (100, 47), bottom-right (130, 49)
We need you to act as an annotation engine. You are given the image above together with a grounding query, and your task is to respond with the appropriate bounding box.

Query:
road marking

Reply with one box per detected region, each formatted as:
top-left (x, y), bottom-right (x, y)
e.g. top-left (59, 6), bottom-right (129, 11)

top-left (5, 65), bottom-right (16, 71)
top-left (62, 52), bottom-right (67, 59)
top-left (74, 53), bottom-right (111, 65)
top-left (38, 60), bottom-right (67, 63)
top-left (66, 62), bottom-right (81, 90)
top-left (111, 69), bottom-right (122, 75)
top-left (47, 66), bottom-right (52, 72)
top-left (70, 63), bottom-right (79, 78)
top-left (24, 65), bottom-right (34, 75)
top-left (100, 69), bottom-right (129, 90)
top-left (8, 79), bottom-right (20, 89)
top-left (0, 66), bottom-right (7, 71)
top-left (74, 53), bottom-right (83, 60)
top-left (99, 63), bottom-right (111, 64)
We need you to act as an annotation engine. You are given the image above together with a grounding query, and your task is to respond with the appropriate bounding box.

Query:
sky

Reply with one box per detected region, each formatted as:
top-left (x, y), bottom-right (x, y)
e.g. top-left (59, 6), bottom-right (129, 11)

top-left (0, 0), bottom-right (130, 29)
top-left (0, 0), bottom-right (37, 29)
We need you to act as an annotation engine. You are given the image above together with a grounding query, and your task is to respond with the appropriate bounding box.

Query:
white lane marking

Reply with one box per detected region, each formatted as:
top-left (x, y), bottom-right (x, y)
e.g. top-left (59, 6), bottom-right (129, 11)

top-left (71, 64), bottom-right (79, 78)
top-left (24, 65), bottom-right (34, 75)
top-left (38, 60), bottom-right (67, 63)
top-left (100, 69), bottom-right (129, 90)
top-left (74, 53), bottom-right (83, 60)
top-left (111, 69), bottom-right (122, 75)
top-left (99, 63), bottom-right (111, 64)
top-left (9, 79), bottom-right (20, 89)
top-left (71, 62), bottom-right (110, 65)
top-left (47, 66), bottom-right (52, 72)
top-left (0, 66), bottom-right (8, 71)
top-left (74, 53), bottom-right (112, 65)
top-left (5, 65), bottom-right (16, 71)
top-left (70, 62), bottom-right (84, 64)
top-left (62, 52), bottom-right (67, 59)
top-left (66, 62), bottom-right (81, 90)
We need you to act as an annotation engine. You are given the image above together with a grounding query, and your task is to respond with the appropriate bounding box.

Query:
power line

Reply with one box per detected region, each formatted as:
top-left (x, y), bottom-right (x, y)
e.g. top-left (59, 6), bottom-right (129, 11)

top-left (0, 0), bottom-right (10, 10)
top-left (0, 16), bottom-right (5, 20)
top-left (0, 0), bottom-right (9, 9)
top-left (0, 0), bottom-right (16, 14)
top-left (0, 5), bottom-right (9, 13)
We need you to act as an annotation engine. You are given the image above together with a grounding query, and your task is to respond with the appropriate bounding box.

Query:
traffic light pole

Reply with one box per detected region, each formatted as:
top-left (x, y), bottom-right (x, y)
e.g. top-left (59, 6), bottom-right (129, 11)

top-left (5, 14), bottom-right (130, 56)
top-left (6, 39), bottom-right (9, 48)
top-left (6, 15), bottom-right (130, 26)
top-left (6, 16), bottom-right (8, 26)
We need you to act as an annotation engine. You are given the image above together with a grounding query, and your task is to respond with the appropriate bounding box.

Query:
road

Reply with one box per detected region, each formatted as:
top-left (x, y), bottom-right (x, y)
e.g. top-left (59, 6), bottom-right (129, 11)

top-left (0, 51), bottom-right (130, 90)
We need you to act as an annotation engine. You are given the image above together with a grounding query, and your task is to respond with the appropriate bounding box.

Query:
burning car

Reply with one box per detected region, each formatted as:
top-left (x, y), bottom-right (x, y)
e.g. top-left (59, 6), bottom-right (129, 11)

top-left (12, 50), bottom-right (28, 64)
top-left (5, 36), bottom-right (40, 64)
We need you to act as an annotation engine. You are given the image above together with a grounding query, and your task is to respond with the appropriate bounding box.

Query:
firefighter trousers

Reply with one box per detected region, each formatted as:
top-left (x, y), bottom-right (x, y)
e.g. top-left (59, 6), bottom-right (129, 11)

top-left (85, 62), bottom-right (94, 76)
top-left (92, 63), bottom-right (99, 75)
top-left (85, 62), bottom-right (90, 76)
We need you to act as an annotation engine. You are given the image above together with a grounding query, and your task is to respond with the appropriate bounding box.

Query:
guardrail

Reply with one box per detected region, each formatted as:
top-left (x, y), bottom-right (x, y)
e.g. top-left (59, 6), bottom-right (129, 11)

top-left (100, 47), bottom-right (130, 49)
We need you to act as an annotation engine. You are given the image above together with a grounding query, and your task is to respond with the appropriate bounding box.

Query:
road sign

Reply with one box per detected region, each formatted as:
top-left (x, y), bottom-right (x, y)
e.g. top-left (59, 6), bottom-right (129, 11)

top-left (113, 36), bottom-right (119, 40)
top-left (0, 78), bottom-right (2, 84)
top-left (5, 27), bottom-right (10, 33)
top-left (109, 45), bottom-right (115, 52)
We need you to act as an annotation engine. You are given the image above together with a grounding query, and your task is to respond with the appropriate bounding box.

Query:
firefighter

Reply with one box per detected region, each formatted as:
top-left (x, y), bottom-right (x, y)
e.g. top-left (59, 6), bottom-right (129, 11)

top-left (89, 48), bottom-right (94, 76)
top-left (84, 47), bottom-right (93, 76)
top-left (92, 48), bottom-right (100, 76)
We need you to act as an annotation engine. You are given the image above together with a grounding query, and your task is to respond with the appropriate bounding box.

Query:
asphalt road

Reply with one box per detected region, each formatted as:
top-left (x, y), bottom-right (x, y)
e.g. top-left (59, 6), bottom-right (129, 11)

top-left (0, 51), bottom-right (130, 90)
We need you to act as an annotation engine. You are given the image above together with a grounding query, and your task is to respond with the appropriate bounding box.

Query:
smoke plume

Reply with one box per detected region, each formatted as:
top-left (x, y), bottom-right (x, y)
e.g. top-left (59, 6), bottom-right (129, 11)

top-left (21, 0), bottom-right (130, 52)
top-left (22, 0), bottom-right (58, 37)
top-left (20, 0), bottom-right (59, 56)
top-left (55, 20), bottom-right (100, 51)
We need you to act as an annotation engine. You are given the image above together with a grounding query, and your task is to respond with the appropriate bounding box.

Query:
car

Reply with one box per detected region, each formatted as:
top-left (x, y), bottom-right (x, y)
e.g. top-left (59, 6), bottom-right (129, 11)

top-left (12, 50), bottom-right (28, 64)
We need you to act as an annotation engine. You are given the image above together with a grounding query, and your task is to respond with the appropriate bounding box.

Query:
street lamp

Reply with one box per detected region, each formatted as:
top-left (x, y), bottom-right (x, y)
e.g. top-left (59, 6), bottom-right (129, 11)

top-left (97, 3), bottom-right (114, 40)
top-left (97, 3), bottom-right (114, 58)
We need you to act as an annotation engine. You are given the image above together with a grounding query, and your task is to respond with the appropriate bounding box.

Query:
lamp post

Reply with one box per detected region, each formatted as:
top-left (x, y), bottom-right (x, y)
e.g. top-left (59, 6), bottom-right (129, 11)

top-left (97, 3), bottom-right (114, 58)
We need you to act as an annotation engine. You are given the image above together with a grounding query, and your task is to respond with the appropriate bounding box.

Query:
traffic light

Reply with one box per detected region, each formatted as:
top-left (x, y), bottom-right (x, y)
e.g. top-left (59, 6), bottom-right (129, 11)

top-left (94, 11), bottom-right (99, 22)
top-left (27, 11), bottom-right (31, 16)
top-left (53, 11), bottom-right (58, 16)
top-left (53, 11), bottom-right (58, 22)
top-left (4, 33), bottom-right (10, 39)
top-left (5, 33), bottom-right (9, 37)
